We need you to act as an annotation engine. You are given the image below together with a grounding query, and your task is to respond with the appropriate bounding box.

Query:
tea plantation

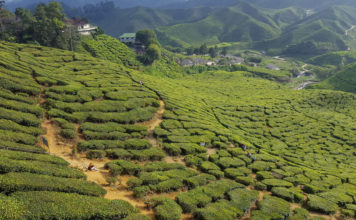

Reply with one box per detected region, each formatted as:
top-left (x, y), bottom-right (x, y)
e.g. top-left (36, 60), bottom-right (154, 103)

top-left (0, 40), bottom-right (356, 219)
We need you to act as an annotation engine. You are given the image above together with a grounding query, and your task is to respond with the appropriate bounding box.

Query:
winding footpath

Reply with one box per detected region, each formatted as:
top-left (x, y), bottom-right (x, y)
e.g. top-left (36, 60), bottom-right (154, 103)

top-left (39, 94), bottom-right (167, 218)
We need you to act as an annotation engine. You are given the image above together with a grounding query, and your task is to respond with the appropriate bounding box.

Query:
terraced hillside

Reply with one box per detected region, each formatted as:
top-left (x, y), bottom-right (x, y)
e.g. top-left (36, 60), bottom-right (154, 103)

top-left (0, 41), bottom-right (356, 220)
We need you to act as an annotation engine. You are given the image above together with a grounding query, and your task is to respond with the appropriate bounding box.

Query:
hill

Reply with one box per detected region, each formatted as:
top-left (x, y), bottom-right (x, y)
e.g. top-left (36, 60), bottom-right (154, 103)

top-left (156, 2), bottom-right (286, 47)
top-left (1, 40), bottom-right (356, 219)
top-left (66, 5), bottom-right (216, 38)
top-left (309, 62), bottom-right (356, 93)
top-left (256, 6), bottom-right (356, 55)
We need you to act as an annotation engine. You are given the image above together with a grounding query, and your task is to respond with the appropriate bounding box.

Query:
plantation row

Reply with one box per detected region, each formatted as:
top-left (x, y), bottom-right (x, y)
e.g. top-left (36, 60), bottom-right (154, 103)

top-left (133, 70), bottom-right (356, 218)
top-left (0, 42), bottom-right (158, 220)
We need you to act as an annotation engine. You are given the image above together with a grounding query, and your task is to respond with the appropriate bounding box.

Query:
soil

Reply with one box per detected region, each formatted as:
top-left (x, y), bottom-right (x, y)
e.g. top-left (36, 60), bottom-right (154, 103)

top-left (38, 96), bottom-right (169, 219)
top-left (137, 100), bottom-right (165, 147)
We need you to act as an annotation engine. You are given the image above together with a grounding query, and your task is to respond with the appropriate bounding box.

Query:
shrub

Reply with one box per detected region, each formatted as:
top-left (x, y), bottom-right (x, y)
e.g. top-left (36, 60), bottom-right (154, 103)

top-left (207, 169), bottom-right (224, 179)
top-left (235, 176), bottom-right (255, 186)
top-left (143, 162), bottom-right (185, 172)
top-left (156, 178), bottom-right (184, 193)
top-left (60, 128), bottom-right (77, 139)
top-left (199, 161), bottom-right (220, 172)
top-left (0, 149), bottom-right (67, 165)
top-left (148, 197), bottom-right (182, 220)
top-left (0, 194), bottom-right (25, 220)
top-left (105, 160), bottom-right (141, 176)
top-left (257, 195), bottom-right (291, 219)
top-left (248, 161), bottom-right (276, 172)
top-left (133, 186), bottom-right (150, 198)
top-left (228, 188), bottom-right (259, 212)
top-left (86, 150), bottom-right (106, 160)
top-left (262, 179), bottom-right (293, 190)
top-left (184, 174), bottom-right (216, 189)
top-left (176, 190), bottom-right (212, 213)
top-left (318, 189), bottom-right (353, 206)
top-left (127, 178), bottom-right (143, 190)
top-left (11, 191), bottom-right (138, 219)
top-left (194, 199), bottom-right (243, 220)
top-left (217, 157), bottom-right (245, 169)
top-left (271, 187), bottom-right (304, 203)
top-left (0, 119), bottom-right (42, 136)
top-left (0, 157), bottom-right (85, 179)
top-left (306, 195), bottom-right (338, 214)
top-left (106, 149), bottom-right (133, 160)
top-left (0, 172), bottom-right (106, 196)
top-left (0, 130), bottom-right (38, 145)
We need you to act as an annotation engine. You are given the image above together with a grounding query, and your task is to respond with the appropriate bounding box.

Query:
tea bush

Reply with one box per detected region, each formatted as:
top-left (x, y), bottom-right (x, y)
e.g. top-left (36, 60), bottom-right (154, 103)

top-left (11, 191), bottom-right (138, 219)
top-left (0, 172), bottom-right (106, 196)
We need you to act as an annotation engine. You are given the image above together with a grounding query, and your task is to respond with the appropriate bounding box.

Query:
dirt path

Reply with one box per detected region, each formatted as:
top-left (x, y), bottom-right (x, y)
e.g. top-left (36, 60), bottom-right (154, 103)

top-left (137, 100), bottom-right (165, 147)
top-left (41, 120), bottom-right (154, 218)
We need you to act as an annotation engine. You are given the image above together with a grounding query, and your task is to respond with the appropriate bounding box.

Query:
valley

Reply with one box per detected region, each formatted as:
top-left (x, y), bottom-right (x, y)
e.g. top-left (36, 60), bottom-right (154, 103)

top-left (0, 0), bottom-right (356, 220)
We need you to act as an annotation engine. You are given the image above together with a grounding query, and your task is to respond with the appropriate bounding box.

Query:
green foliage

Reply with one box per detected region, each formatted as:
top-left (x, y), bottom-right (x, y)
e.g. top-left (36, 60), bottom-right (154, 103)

top-left (257, 195), bottom-right (291, 219)
top-left (306, 195), bottom-right (338, 214)
top-left (0, 172), bottom-right (106, 196)
top-left (0, 156), bottom-right (85, 179)
top-left (228, 188), bottom-right (259, 212)
top-left (81, 34), bottom-right (139, 68)
top-left (86, 150), bottom-right (106, 159)
top-left (148, 197), bottom-right (182, 220)
top-left (12, 191), bottom-right (138, 219)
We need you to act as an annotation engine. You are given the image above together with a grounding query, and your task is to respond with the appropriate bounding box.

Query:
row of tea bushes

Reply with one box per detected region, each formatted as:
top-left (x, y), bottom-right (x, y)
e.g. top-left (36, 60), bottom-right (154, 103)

top-left (0, 42), bottom-right (158, 219)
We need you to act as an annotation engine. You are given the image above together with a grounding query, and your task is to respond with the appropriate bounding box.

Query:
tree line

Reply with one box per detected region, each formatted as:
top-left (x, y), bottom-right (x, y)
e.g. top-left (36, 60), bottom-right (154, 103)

top-left (186, 43), bottom-right (228, 58)
top-left (0, 1), bottom-right (82, 50)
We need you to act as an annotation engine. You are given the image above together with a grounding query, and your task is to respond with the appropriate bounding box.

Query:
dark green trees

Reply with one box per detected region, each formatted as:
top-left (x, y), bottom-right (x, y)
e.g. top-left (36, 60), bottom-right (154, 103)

top-left (1, 2), bottom-right (80, 50)
top-left (136, 29), bottom-right (161, 64)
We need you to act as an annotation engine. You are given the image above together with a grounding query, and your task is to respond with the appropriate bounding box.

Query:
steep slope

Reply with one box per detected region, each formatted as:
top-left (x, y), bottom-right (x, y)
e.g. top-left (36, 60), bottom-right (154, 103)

top-left (156, 2), bottom-right (282, 47)
top-left (0, 42), bottom-right (140, 219)
top-left (309, 62), bottom-right (356, 93)
top-left (81, 34), bottom-right (140, 67)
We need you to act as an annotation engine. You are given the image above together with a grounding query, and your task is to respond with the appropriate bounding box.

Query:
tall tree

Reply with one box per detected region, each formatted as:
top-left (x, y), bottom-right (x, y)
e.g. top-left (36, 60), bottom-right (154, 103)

top-left (199, 43), bottom-right (208, 55)
top-left (136, 29), bottom-right (158, 47)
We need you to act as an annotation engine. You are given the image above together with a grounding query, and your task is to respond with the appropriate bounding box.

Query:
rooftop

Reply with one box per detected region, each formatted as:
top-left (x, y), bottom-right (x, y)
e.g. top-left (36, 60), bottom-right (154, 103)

top-left (119, 33), bottom-right (136, 38)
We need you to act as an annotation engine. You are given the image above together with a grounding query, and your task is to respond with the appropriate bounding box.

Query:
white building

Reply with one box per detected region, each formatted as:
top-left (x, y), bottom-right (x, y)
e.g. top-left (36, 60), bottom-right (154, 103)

top-left (77, 23), bottom-right (97, 36)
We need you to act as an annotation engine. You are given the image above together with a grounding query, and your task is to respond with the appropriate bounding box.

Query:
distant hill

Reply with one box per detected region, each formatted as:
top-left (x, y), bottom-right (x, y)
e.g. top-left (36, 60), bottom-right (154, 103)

top-left (255, 6), bottom-right (356, 55)
top-left (65, 5), bottom-right (216, 38)
top-left (156, 2), bottom-right (292, 47)
top-left (309, 62), bottom-right (356, 93)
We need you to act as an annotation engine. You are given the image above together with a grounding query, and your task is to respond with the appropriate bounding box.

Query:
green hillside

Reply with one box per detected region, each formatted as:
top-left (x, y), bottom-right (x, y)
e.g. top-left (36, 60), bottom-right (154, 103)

top-left (81, 6), bottom-right (216, 38)
top-left (0, 42), bottom-right (141, 219)
top-left (81, 34), bottom-right (140, 67)
top-left (156, 2), bottom-right (283, 47)
top-left (1, 39), bottom-right (356, 219)
top-left (257, 6), bottom-right (356, 55)
top-left (309, 62), bottom-right (356, 93)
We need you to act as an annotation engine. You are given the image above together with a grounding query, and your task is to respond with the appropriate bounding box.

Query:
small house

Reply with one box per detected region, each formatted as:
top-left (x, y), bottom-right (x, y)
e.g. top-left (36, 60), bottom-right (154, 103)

top-left (76, 23), bottom-right (97, 36)
top-left (119, 33), bottom-right (136, 44)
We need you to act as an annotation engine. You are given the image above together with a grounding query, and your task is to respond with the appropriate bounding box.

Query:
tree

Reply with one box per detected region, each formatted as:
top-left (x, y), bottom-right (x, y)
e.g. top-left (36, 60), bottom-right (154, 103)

top-left (186, 47), bottom-right (194, 55)
top-left (15, 8), bottom-right (35, 43)
top-left (136, 29), bottom-right (158, 47)
top-left (33, 2), bottom-right (65, 47)
top-left (144, 43), bottom-right (161, 64)
top-left (222, 47), bottom-right (228, 56)
top-left (209, 46), bottom-right (218, 58)
top-left (199, 43), bottom-right (208, 55)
